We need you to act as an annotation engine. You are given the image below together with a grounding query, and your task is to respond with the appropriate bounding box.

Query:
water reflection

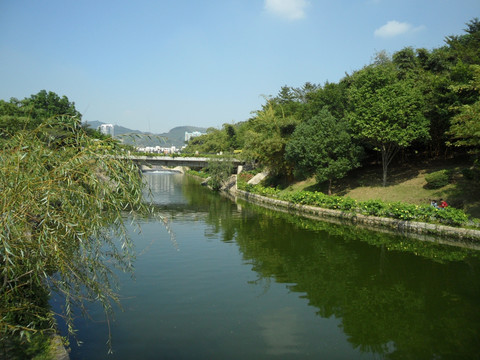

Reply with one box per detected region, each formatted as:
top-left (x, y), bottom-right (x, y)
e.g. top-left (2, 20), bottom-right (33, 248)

top-left (259, 307), bottom-right (302, 355)
top-left (178, 175), bottom-right (480, 359)
top-left (70, 172), bottom-right (480, 359)
top-left (143, 170), bottom-right (187, 206)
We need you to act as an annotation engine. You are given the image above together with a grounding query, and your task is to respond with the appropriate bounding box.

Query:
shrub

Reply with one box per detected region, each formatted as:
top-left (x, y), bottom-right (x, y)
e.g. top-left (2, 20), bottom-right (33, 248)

top-left (432, 207), bottom-right (469, 226)
top-left (238, 172), bottom-right (254, 183)
top-left (461, 166), bottom-right (480, 182)
top-left (425, 170), bottom-right (450, 189)
top-left (360, 199), bottom-right (387, 217)
top-left (462, 167), bottom-right (475, 180)
top-left (240, 184), bottom-right (470, 227)
top-left (386, 202), bottom-right (418, 221)
top-left (206, 159), bottom-right (233, 191)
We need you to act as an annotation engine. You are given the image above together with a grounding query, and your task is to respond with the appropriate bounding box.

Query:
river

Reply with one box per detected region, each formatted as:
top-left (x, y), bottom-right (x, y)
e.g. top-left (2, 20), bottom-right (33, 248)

top-left (65, 171), bottom-right (480, 359)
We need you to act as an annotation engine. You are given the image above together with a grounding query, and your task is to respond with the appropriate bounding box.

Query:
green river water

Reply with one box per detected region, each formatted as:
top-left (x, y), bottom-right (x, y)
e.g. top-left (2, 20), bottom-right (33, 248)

top-left (65, 171), bottom-right (480, 359)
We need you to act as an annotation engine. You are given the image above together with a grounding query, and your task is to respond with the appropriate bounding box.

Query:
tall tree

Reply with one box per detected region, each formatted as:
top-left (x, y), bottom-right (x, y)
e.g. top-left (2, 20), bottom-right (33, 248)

top-left (285, 108), bottom-right (363, 194)
top-left (347, 57), bottom-right (429, 186)
top-left (300, 80), bottom-right (349, 121)
top-left (445, 18), bottom-right (480, 65)
top-left (242, 100), bottom-right (298, 178)
top-left (448, 64), bottom-right (480, 151)
top-left (0, 90), bottom-right (81, 138)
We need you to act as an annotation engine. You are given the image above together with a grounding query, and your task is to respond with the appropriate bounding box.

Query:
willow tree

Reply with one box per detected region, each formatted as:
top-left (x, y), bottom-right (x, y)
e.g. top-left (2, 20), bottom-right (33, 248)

top-left (347, 55), bottom-right (429, 186)
top-left (0, 117), bottom-right (150, 354)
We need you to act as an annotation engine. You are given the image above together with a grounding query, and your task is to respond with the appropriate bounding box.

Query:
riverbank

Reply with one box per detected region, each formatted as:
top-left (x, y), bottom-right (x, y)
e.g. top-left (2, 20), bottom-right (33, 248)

top-left (228, 184), bottom-right (480, 250)
top-left (182, 169), bottom-right (480, 249)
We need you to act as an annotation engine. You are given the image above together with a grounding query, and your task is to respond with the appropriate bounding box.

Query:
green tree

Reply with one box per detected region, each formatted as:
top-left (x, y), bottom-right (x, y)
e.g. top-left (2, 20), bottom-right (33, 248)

top-left (285, 108), bottom-right (363, 194)
top-left (242, 100), bottom-right (298, 180)
top-left (21, 90), bottom-right (81, 120)
top-left (445, 18), bottom-right (480, 65)
top-left (297, 80), bottom-right (349, 122)
top-left (223, 123), bottom-right (239, 151)
top-left (0, 90), bottom-right (81, 139)
top-left (206, 159), bottom-right (234, 191)
top-left (184, 127), bottom-right (228, 154)
top-left (448, 64), bottom-right (480, 151)
top-left (0, 118), bottom-right (150, 354)
top-left (347, 56), bottom-right (429, 186)
top-left (418, 19), bottom-right (480, 155)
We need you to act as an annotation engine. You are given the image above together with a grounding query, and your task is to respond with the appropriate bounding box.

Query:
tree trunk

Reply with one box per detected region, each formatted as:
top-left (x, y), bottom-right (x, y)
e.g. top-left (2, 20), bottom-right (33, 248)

top-left (328, 179), bottom-right (332, 195)
top-left (381, 143), bottom-right (399, 187)
top-left (382, 163), bottom-right (388, 187)
top-left (382, 146), bottom-right (388, 187)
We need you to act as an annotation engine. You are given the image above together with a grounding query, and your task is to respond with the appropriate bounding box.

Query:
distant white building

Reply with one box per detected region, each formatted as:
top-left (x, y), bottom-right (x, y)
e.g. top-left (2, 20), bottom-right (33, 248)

top-left (99, 124), bottom-right (114, 136)
top-left (136, 146), bottom-right (178, 155)
top-left (185, 131), bottom-right (203, 142)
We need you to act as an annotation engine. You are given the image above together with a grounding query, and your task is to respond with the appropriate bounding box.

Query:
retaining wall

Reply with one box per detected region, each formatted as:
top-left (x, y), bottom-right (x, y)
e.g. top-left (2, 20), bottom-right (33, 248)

top-left (231, 188), bottom-right (480, 250)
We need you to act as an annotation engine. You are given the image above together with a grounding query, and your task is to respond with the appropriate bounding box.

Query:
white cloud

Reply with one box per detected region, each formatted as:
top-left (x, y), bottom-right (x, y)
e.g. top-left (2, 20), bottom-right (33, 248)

top-left (264, 0), bottom-right (309, 21)
top-left (374, 20), bottom-right (424, 38)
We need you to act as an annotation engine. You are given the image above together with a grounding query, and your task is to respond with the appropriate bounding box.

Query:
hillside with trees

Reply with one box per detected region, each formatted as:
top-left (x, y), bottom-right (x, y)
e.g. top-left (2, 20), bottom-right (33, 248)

top-left (184, 18), bottom-right (480, 215)
top-left (85, 121), bottom-right (207, 148)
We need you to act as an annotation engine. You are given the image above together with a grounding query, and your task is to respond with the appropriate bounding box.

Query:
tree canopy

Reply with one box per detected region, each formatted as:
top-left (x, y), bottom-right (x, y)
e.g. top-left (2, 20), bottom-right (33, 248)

top-left (347, 56), bottom-right (429, 186)
top-left (181, 18), bottom-right (480, 191)
top-left (285, 108), bottom-right (363, 194)
top-left (448, 64), bottom-right (480, 151)
top-left (0, 90), bottom-right (81, 139)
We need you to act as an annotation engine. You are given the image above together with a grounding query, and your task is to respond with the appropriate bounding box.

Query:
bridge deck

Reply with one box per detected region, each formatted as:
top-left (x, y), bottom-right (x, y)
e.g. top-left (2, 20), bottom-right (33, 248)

top-left (128, 156), bottom-right (243, 169)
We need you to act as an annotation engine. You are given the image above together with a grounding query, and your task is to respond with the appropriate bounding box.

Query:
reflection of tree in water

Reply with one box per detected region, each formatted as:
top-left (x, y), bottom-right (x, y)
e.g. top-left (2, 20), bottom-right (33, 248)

top-left (180, 177), bottom-right (241, 242)
top-left (196, 196), bottom-right (480, 359)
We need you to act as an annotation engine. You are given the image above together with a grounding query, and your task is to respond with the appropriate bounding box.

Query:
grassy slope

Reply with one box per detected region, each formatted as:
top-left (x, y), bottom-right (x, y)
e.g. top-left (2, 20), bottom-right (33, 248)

top-left (280, 157), bottom-right (480, 219)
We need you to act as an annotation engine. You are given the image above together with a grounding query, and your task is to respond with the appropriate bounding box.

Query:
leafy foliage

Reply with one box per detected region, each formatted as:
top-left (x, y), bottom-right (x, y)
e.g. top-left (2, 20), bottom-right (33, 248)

top-left (425, 170), bottom-right (451, 189)
top-left (184, 127), bottom-right (228, 154)
top-left (237, 182), bottom-right (470, 227)
top-left (0, 90), bottom-right (81, 139)
top-left (242, 100), bottom-right (298, 178)
top-left (205, 159), bottom-right (234, 191)
top-left (0, 118), bottom-right (150, 352)
top-left (448, 64), bottom-right (480, 152)
top-left (285, 107), bottom-right (363, 194)
top-left (347, 56), bottom-right (429, 186)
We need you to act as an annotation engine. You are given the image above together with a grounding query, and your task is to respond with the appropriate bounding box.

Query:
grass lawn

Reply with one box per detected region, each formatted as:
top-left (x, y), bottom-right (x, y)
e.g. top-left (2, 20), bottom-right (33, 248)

top-left (280, 157), bottom-right (480, 219)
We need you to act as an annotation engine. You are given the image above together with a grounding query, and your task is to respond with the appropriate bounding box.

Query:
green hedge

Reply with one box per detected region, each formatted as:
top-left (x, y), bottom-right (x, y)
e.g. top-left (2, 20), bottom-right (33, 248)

top-left (237, 182), bottom-right (469, 227)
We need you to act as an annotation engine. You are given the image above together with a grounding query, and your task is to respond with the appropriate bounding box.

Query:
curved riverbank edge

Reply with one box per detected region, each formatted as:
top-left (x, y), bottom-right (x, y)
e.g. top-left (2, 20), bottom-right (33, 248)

top-left (51, 334), bottom-right (70, 360)
top-left (230, 188), bottom-right (480, 250)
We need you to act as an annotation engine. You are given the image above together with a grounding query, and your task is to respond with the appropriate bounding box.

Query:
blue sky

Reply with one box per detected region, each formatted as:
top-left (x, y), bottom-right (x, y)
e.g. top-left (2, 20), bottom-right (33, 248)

top-left (1, 0), bottom-right (478, 133)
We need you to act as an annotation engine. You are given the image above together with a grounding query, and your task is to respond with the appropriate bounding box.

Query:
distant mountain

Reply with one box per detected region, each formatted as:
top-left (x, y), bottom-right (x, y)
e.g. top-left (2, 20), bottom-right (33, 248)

top-left (83, 121), bottom-right (207, 147)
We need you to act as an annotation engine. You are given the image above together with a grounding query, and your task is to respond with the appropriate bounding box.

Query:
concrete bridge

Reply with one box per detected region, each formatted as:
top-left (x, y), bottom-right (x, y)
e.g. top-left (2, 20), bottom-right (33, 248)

top-left (127, 156), bottom-right (244, 171)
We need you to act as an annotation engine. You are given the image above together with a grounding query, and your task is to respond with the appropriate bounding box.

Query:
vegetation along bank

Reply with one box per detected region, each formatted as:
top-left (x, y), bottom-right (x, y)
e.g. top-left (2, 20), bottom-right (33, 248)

top-left (1, 17), bottom-right (479, 358)
top-left (232, 186), bottom-right (480, 249)
top-left (183, 18), bottom-right (480, 248)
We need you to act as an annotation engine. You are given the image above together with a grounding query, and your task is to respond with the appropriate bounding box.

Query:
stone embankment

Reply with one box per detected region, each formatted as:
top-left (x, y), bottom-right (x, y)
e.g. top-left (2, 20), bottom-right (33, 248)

top-left (181, 168), bottom-right (480, 249)
top-left (229, 186), bottom-right (480, 250)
